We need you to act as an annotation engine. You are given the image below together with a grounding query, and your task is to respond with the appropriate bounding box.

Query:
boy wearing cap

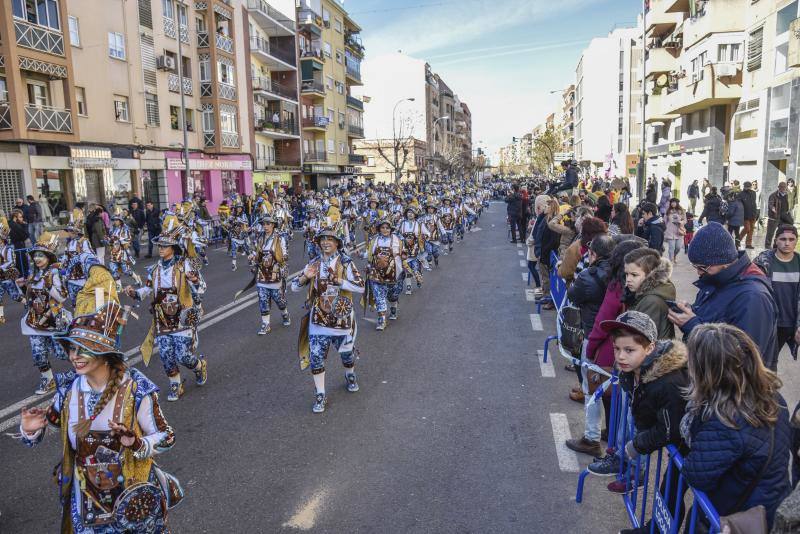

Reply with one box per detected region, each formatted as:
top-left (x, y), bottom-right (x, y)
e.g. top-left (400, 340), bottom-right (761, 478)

top-left (591, 312), bottom-right (689, 529)
top-left (754, 223), bottom-right (800, 360)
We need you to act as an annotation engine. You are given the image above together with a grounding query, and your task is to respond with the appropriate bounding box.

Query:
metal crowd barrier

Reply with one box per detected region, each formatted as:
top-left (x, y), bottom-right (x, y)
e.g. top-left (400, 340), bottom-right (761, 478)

top-left (537, 258), bottom-right (722, 533)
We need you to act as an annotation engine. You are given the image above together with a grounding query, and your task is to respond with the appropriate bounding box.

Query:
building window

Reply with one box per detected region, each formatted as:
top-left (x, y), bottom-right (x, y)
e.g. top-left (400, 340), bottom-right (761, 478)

top-left (145, 93), bottom-right (159, 126)
top-left (690, 51), bottom-right (707, 82)
top-left (339, 142), bottom-right (346, 154)
top-left (776, 1), bottom-right (798, 36)
top-left (315, 139), bottom-right (325, 154)
top-left (746, 26), bottom-right (763, 71)
top-left (13, 0), bottom-right (61, 30)
top-left (176, 3), bottom-right (187, 26)
top-left (27, 82), bottom-right (49, 107)
top-left (108, 32), bottom-right (126, 60)
top-left (733, 109), bottom-right (759, 140)
top-left (220, 107), bottom-right (237, 133)
top-left (114, 95), bottom-right (129, 122)
top-left (717, 43), bottom-right (740, 63)
top-left (170, 105), bottom-right (194, 131)
top-left (327, 139), bottom-right (334, 153)
top-left (75, 86), bottom-right (87, 116)
top-left (367, 156), bottom-right (375, 166)
top-left (768, 83), bottom-right (791, 150)
top-left (162, 0), bottom-right (174, 19)
top-left (323, 42), bottom-right (332, 57)
top-left (218, 62), bottom-right (234, 85)
top-left (325, 76), bottom-right (333, 90)
top-left (199, 57), bottom-right (210, 82)
top-left (202, 109), bottom-right (214, 131)
top-left (335, 49), bottom-right (343, 64)
top-left (0, 78), bottom-right (7, 102)
top-left (775, 42), bottom-right (789, 74)
top-left (68, 16), bottom-right (80, 46)
top-left (334, 18), bottom-right (342, 32)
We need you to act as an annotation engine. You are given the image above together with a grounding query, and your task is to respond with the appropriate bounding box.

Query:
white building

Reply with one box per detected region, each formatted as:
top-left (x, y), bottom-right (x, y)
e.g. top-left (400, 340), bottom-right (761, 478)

top-left (574, 26), bottom-right (642, 178)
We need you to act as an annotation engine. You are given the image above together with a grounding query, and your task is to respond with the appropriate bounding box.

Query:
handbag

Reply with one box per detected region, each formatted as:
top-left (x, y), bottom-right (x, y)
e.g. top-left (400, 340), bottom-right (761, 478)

top-left (719, 427), bottom-right (775, 534)
top-left (559, 301), bottom-right (584, 357)
top-left (586, 365), bottom-right (614, 395)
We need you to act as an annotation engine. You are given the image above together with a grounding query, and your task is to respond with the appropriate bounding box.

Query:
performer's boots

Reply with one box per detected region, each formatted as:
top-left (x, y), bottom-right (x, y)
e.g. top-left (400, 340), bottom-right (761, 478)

top-left (258, 314), bottom-right (271, 335)
top-left (405, 281), bottom-right (412, 295)
top-left (231, 259), bottom-right (237, 271)
top-left (0, 305), bottom-right (5, 325)
top-left (422, 257), bottom-right (432, 271)
top-left (376, 313), bottom-right (387, 331)
top-left (132, 272), bottom-right (143, 287)
top-left (193, 358), bottom-right (208, 386)
top-left (35, 368), bottom-right (55, 395)
top-left (281, 309), bottom-right (291, 327)
top-left (434, 255), bottom-right (439, 267)
top-left (167, 376), bottom-right (185, 401)
top-left (345, 371), bottom-right (359, 392)
top-left (389, 304), bottom-right (398, 321)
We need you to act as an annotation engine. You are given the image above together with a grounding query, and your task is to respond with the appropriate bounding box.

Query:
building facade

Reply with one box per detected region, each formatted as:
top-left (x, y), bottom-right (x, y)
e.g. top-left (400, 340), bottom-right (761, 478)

top-left (352, 137), bottom-right (427, 184)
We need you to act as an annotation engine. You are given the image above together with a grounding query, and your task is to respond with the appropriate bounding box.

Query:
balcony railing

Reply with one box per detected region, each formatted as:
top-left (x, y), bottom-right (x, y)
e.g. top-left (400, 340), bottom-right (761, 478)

top-left (197, 30), bottom-right (210, 48)
top-left (25, 104), bottom-right (73, 133)
top-left (246, 0), bottom-right (295, 31)
top-left (301, 79), bottom-right (325, 95)
top-left (216, 33), bottom-right (234, 53)
top-left (347, 124), bottom-right (364, 137)
top-left (304, 151), bottom-right (327, 163)
top-left (349, 154), bottom-right (366, 165)
top-left (0, 103), bottom-right (12, 130)
top-left (302, 116), bottom-right (330, 129)
top-left (218, 82), bottom-right (236, 100)
top-left (168, 73), bottom-right (193, 95)
top-left (256, 157), bottom-right (301, 169)
top-left (250, 36), bottom-right (296, 66)
top-left (344, 33), bottom-right (365, 56)
top-left (200, 82), bottom-right (213, 97)
top-left (204, 132), bottom-right (215, 148)
top-left (221, 131), bottom-right (239, 148)
top-left (297, 9), bottom-right (322, 30)
top-left (345, 66), bottom-right (362, 82)
top-left (14, 19), bottom-right (64, 56)
top-left (163, 17), bottom-right (188, 43)
top-left (254, 117), bottom-right (298, 136)
top-left (346, 95), bottom-right (364, 110)
top-left (300, 48), bottom-right (324, 61)
top-left (252, 76), bottom-right (297, 100)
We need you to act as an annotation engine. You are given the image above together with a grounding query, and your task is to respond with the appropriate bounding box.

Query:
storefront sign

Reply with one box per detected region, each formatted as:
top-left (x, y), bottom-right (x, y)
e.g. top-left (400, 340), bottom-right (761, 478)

top-left (166, 158), bottom-right (253, 171)
top-left (69, 157), bottom-right (119, 169)
top-left (304, 164), bottom-right (339, 174)
top-left (648, 136), bottom-right (714, 157)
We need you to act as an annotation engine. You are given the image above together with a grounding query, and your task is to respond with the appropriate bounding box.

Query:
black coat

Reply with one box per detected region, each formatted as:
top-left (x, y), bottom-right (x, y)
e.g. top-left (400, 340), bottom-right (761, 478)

top-left (620, 340), bottom-right (689, 455)
top-left (145, 208), bottom-right (162, 234)
top-left (129, 208), bottom-right (145, 230)
top-left (739, 189), bottom-right (758, 220)
top-left (700, 194), bottom-right (725, 224)
top-left (505, 192), bottom-right (522, 217)
top-left (567, 258), bottom-right (611, 335)
top-left (643, 216), bottom-right (666, 252)
top-left (9, 219), bottom-right (29, 245)
top-left (538, 222), bottom-right (560, 268)
top-left (688, 183), bottom-right (700, 199)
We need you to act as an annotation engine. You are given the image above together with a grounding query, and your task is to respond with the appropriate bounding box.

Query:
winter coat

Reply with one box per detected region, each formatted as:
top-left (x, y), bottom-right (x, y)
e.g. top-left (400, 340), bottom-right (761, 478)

top-left (558, 239), bottom-right (582, 282)
top-left (663, 210), bottom-right (686, 240)
top-left (585, 280), bottom-right (624, 367)
top-left (739, 189), bottom-right (758, 220)
top-left (9, 219), bottom-right (29, 245)
top-left (547, 218), bottom-right (575, 257)
top-left (145, 208), bottom-right (161, 235)
top-left (792, 402), bottom-right (800, 488)
top-left (726, 199), bottom-right (745, 227)
top-left (682, 397), bottom-right (793, 529)
top-left (642, 216), bottom-right (666, 252)
top-left (505, 192), bottom-right (522, 217)
top-left (699, 194), bottom-right (725, 224)
top-left (625, 258), bottom-right (676, 340)
top-left (620, 340), bottom-right (689, 455)
top-left (567, 258), bottom-right (611, 336)
top-left (87, 218), bottom-right (106, 249)
top-left (537, 219), bottom-right (560, 268)
top-left (688, 183), bottom-right (700, 199)
top-left (646, 184), bottom-right (657, 203)
top-left (681, 252), bottom-right (778, 369)
top-left (658, 186), bottom-right (671, 215)
top-left (768, 191), bottom-right (792, 223)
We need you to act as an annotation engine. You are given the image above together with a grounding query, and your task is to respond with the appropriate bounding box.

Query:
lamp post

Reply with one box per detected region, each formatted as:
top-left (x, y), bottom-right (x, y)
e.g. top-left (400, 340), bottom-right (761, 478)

top-left (431, 115), bottom-right (449, 180)
top-left (176, 2), bottom-right (191, 198)
top-left (392, 97), bottom-right (415, 183)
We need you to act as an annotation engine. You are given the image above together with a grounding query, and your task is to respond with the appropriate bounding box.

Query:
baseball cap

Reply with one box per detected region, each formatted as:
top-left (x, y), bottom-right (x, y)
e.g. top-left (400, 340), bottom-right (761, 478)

top-left (600, 310), bottom-right (657, 344)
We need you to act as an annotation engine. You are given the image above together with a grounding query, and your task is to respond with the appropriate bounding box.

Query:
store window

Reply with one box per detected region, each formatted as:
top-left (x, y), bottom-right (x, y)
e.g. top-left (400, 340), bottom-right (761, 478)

top-left (110, 170), bottom-right (133, 210)
top-left (191, 171), bottom-right (207, 199)
top-left (35, 169), bottom-right (68, 218)
top-left (221, 171), bottom-right (241, 195)
top-left (768, 83), bottom-right (791, 150)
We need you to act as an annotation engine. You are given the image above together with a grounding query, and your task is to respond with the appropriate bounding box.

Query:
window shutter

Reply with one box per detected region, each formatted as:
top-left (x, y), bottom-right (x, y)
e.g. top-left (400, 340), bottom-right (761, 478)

top-left (747, 26), bottom-right (763, 72)
top-left (140, 34), bottom-right (157, 88)
top-left (138, 0), bottom-right (153, 29)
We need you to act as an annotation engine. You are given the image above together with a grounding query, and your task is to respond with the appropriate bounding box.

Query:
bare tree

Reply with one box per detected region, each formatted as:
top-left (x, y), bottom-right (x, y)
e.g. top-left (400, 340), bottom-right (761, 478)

top-left (367, 110), bottom-right (421, 184)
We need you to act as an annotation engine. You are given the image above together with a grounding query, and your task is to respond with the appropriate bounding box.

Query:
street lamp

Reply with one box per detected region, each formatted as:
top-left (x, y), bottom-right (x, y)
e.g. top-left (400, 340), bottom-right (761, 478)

top-left (392, 97), bottom-right (415, 183)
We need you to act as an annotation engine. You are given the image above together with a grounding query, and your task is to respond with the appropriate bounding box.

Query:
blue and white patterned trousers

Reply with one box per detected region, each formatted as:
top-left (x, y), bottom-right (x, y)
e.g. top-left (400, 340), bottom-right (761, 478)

top-left (305, 239), bottom-right (319, 260)
top-left (308, 333), bottom-right (355, 374)
top-left (29, 335), bottom-right (68, 370)
top-left (155, 334), bottom-right (200, 377)
top-left (425, 241), bottom-right (440, 261)
top-left (110, 261), bottom-right (133, 280)
top-left (230, 239), bottom-right (249, 259)
top-left (405, 258), bottom-right (421, 281)
top-left (0, 279), bottom-right (22, 304)
top-left (66, 281), bottom-right (83, 307)
top-left (257, 286), bottom-right (287, 315)
top-left (442, 231), bottom-right (454, 247)
top-left (369, 280), bottom-right (402, 313)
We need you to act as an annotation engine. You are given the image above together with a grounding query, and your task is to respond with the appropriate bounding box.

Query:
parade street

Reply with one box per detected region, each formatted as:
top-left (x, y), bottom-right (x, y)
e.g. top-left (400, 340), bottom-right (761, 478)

top-left (0, 204), bottom-right (629, 533)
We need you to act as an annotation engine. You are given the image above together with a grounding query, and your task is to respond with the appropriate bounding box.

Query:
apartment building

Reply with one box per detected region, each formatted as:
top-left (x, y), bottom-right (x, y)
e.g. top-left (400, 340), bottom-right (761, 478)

top-left (729, 0), bottom-right (800, 201)
top-left (644, 0), bottom-right (747, 200)
top-left (0, 0), bottom-right (255, 216)
top-left (244, 0), bottom-right (301, 192)
top-left (574, 26), bottom-right (642, 178)
top-left (352, 137), bottom-right (427, 184)
top-left (561, 84), bottom-right (576, 155)
top-left (296, 0), bottom-right (364, 190)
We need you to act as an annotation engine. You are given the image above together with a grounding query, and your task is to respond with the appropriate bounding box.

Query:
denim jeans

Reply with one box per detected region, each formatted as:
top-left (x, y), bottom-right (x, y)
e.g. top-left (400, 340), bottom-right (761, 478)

top-left (581, 342), bottom-right (603, 442)
top-left (665, 238), bottom-right (682, 261)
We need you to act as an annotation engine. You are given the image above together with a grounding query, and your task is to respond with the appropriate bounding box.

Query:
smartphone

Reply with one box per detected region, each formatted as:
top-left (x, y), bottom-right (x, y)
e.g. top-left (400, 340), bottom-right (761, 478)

top-left (665, 299), bottom-right (683, 313)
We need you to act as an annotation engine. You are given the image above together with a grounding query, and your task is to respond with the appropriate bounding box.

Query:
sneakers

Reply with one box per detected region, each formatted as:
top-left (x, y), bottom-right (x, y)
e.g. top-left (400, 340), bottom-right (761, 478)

top-left (569, 389), bottom-right (585, 403)
top-left (607, 474), bottom-right (646, 494)
top-left (345, 372), bottom-right (359, 393)
top-left (34, 375), bottom-right (55, 395)
top-left (258, 323), bottom-right (271, 335)
top-left (389, 307), bottom-right (398, 320)
top-left (565, 437), bottom-right (603, 456)
top-left (312, 392), bottom-right (327, 413)
top-left (167, 380), bottom-right (185, 402)
top-left (376, 316), bottom-right (386, 331)
top-left (588, 455), bottom-right (620, 476)
top-left (193, 359), bottom-right (208, 386)
top-left (231, 262), bottom-right (237, 271)
top-left (282, 313), bottom-right (291, 327)
top-left (405, 285), bottom-right (412, 295)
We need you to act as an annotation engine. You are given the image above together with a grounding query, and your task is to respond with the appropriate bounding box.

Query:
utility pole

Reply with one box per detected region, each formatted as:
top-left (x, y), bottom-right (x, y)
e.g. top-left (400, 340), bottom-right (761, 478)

top-left (177, 5), bottom-right (191, 197)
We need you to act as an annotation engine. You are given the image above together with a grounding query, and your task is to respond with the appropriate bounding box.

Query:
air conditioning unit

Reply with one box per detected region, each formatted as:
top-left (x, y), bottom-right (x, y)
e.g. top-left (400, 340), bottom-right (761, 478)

top-left (156, 55), bottom-right (175, 71)
top-left (715, 62), bottom-right (738, 77)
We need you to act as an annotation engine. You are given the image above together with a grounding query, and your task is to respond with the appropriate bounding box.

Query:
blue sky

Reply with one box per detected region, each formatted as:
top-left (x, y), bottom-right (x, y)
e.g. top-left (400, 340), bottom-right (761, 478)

top-left (346, 0), bottom-right (643, 161)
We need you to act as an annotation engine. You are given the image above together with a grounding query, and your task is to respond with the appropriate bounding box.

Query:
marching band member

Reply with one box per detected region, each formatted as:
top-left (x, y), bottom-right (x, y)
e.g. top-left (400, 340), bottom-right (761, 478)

top-left (363, 219), bottom-right (404, 330)
top-left (245, 215), bottom-right (291, 335)
top-left (0, 218), bottom-right (23, 324)
top-left (108, 213), bottom-right (142, 288)
top-left (61, 210), bottom-right (95, 306)
top-left (303, 210), bottom-right (323, 260)
top-left (224, 204), bottom-right (250, 272)
top-left (421, 200), bottom-right (446, 268)
top-left (440, 197), bottom-right (458, 254)
top-left (398, 206), bottom-right (427, 295)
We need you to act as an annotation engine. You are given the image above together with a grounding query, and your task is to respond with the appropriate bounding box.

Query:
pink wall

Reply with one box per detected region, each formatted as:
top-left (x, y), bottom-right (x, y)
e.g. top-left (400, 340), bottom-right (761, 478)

top-left (164, 152), bottom-right (253, 215)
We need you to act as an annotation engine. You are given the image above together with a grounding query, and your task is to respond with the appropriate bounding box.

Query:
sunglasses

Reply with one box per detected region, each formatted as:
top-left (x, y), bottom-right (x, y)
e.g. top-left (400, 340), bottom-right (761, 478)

top-left (692, 263), bottom-right (710, 274)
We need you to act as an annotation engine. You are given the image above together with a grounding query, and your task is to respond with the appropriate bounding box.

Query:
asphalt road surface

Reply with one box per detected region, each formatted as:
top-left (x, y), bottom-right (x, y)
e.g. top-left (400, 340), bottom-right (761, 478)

top-left (0, 205), bottom-right (628, 533)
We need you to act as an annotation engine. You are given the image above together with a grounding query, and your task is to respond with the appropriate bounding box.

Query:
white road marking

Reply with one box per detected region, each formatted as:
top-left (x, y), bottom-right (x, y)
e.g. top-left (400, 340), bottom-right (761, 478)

top-left (519, 260), bottom-right (527, 268)
top-left (550, 413), bottom-right (580, 472)
top-left (529, 313), bottom-right (543, 331)
top-left (525, 289), bottom-right (536, 301)
top-left (537, 349), bottom-right (555, 378)
top-left (283, 488), bottom-right (328, 530)
top-left (516, 243), bottom-right (522, 248)
top-left (517, 250), bottom-right (524, 256)
top-left (521, 272), bottom-right (528, 282)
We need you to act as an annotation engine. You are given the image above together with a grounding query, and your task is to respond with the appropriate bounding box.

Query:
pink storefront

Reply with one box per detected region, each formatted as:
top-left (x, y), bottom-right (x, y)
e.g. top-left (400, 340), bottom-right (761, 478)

top-left (165, 152), bottom-right (253, 215)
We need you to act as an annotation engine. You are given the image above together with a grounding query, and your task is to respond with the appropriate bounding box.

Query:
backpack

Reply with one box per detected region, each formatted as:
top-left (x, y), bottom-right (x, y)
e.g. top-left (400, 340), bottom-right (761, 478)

top-left (719, 199), bottom-right (729, 217)
top-left (559, 301), bottom-right (584, 357)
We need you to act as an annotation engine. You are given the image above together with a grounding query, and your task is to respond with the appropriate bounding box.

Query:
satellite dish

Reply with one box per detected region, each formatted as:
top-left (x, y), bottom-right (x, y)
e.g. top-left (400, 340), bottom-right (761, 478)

top-left (656, 74), bottom-right (669, 87)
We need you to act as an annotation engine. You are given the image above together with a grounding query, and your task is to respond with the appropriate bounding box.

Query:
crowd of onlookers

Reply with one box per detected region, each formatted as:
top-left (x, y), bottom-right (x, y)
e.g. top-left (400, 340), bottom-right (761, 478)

top-left (501, 175), bottom-right (800, 533)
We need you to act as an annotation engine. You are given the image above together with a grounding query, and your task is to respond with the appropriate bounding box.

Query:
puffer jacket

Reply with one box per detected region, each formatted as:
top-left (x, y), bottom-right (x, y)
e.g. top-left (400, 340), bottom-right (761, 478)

top-left (682, 396), bottom-right (793, 529)
top-left (567, 258), bottom-right (611, 336)
top-left (663, 210), bottom-right (686, 240)
top-left (642, 216), bottom-right (666, 252)
top-left (681, 252), bottom-right (778, 370)
top-left (585, 280), bottom-right (624, 367)
top-left (700, 194), bottom-right (725, 224)
top-left (558, 239), bottom-right (582, 282)
top-left (726, 199), bottom-right (745, 227)
top-left (624, 258), bottom-right (676, 340)
top-left (620, 340), bottom-right (689, 455)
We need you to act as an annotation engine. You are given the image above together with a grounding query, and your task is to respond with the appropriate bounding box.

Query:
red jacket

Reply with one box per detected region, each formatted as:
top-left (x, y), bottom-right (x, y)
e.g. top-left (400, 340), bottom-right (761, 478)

top-left (585, 280), bottom-right (624, 367)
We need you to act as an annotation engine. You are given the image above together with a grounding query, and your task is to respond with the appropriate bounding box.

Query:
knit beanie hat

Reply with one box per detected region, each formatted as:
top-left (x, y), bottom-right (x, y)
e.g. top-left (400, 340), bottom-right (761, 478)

top-left (687, 222), bottom-right (738, 266)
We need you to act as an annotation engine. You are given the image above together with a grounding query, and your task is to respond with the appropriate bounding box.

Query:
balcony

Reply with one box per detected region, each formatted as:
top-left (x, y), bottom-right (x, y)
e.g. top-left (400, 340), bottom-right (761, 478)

top-left (216, 32), bottom-right (234, 54)
top-left (252, 76), bottom-right (297, 101)
top-left (345, 32), bottom-right (365, 57)
top-left (25, 104), bottom-right (73, 134)
top-left (197, 31), bottom-right (210, 48)
top-left (163, 17), bottom-right (188, 43)
top-left (300, 48), bottom-right (325, 71)
top-left (304, 150), bottom-right (327, 163)
top-left (168, 73), bottom-right (193, 95)
top-left (204, 132), bottom-right (215, 148)
top-left (14, 19), bottom-right (64, 56)
top-left (0, 103), bottom-right (12, 130)
top-left (349, 154), bottom-right (366, 165)
top-left (680, 1), bottom-right (743, 50)
top-left (254, 117), bottom-right (299, 137)
top-left (347, 124), bottom-right (364, 138)
top-left (345, 66), bottom-right (362, 85)
top-left (250, 36), bottom-right (296, 70)
top-left (302, 116), bottom-right (330, 131)
top-left (301, 79), bottom-right (325, 97)
top-left (297, 10), bottom-right (323, 35)
top-left (645, 92), bottom-right (679, 123)
top-left (663, 62), bottom-right (742, 115)
top-left (246, 0), bottom-right (295, 36)
top-left (645, 0), bottom-right (680, 36)
top-left (218, 82), bottom-right (236, 101)
top-left (256, 157), bottom-right (301, 170)
top-left (221, 131), bottom-right (239, 148)
top-left (646, 46), bottom-right (679, 76)
top-left (346, 95), bottom-right (364, 111)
